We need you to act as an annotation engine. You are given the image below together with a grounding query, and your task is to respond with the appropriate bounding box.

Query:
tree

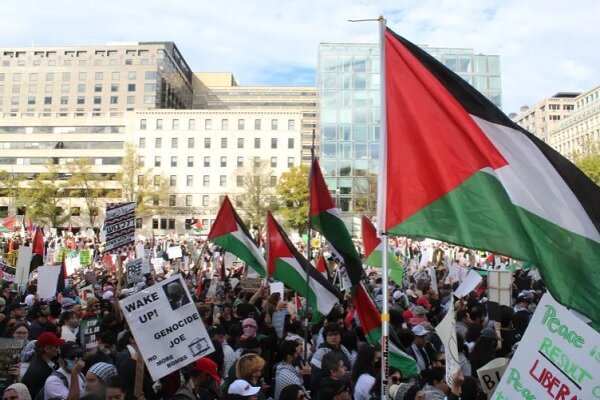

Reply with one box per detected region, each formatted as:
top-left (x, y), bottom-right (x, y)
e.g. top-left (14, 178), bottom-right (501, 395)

top-left (66, 158), bottom-right (109, 228)
top-left (116, 144), bottom-right (169, 219)
top-left (353, 169), bottom-right (378, 219)
top-left (572, 140), bottom-right (600, 186)
top-left (236, 159), bottom-right (278, 230)
top-left (20, 164), bottom-right (69, 227)
top-left (275, 165), bottom-right (309, 234)
top-left (0, 171), bottom-right (25, 217)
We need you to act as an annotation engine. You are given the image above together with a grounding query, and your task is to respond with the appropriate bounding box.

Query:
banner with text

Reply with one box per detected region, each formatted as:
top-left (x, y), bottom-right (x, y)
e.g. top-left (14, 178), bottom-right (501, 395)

top-left (119, 275), bottom-right (214, 381)
top-left (492, 293), bottom-right (600, 400)
top-left (105, 202), bottom-right (136, 254)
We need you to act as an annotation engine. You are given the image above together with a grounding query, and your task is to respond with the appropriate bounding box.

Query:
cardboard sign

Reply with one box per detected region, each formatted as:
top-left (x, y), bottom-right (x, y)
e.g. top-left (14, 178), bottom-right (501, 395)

top-left (477, 357), bottom-right (509, 394)
top-left (167, 246), bottom-right (182, 260)
top-left (80, 318), bottom-right (101, 353)
top-left (15, 246), bottom-right (32, 284)
top-left (79, 249), bottom-right (93, 266)
top-left (0, 263), bottom-right (16, 282)
top-left (488, 270), bottom-right (512, 307)
top-left (104, 202), bottom-right (136, 253)
top-left (435, 305), bottom-right (460, 386)
top-left (127, 258), bottom-right (144, 285)
top-left (37, 266), bottom-right (61, 299)
top-left (491, 293), bottom-right (600, 400)
top-left (119, 275), bottom-right (214, 381)
top-left (240, 277), bottom-right (263, 292)
top-left (0, 338), bottom-right (25, 393)
top-left (453, 269), bottom-right (482, 298)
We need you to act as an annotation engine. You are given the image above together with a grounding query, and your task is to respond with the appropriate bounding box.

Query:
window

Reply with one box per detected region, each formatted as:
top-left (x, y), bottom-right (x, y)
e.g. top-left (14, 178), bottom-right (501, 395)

top-left (171, 156), bottom-right (177, 167)
top-left (138, 156), bottom-right (145, 167)
top-left (270, 157), bottom-right (277, 167)
top-left (46, 73), bottom-right (54, 81)
top-left (238, 119), bottom-right (245, 130)
top-left (254, 138), bottom-right (261, 149)
top-left (172, 119), bottom-right (179, 130)
top-left (136, 218), bottom-right (142, 229)
top-left (237, 156), bottom-right (243, 167)
top-left (155, 138), bottom-right (162, 149)
top-left (168, 219), bottom-right (175, 230)
top-left (203, 156), bottom-right (210, 167)
top-left (128, 84), bottom-right (136, 92)
top-left (271, 138), bottom-right (277, 149)
top-left (140, 119), bottom-right (147, 129)
top-left (12, 73), bottom-right (21, 82)
top-left (153, 175), bottom-right (160, 186)
top-left (145, 71), bottom-right (157, 80)
top-left (93, 96), bottom-right (101, 104)
top-left (110, 96), bottom-right (118, 104)
top-left (220, 156), bottom-right (227, 167)
top-left (127, 96), bottom-right (135, 104)
top-left (170, 175), bottom-right (176, 186)
top-left (254, 119), bottom-right (261, 130)
top-left (288, 119), bottom-right (295, 130)
top-left (79, 72), bottom-right (87, 81)
top-left (169, 195), bottom-right (176, 206)
top-left (221, 137), bottom-right (228, 148)
top-left (187, 156), bottom-right (194, 167)
top-left (205, 119), bottom-right (212, 130)
top-left (237, 138), bottom-right (244, 148)
top-left (171, 137), bottom-right (178, 148)
top-left (221, 119), bottom-right (229, 130)
top-left (152, 219), bottom-right (159, 229)
top-left (288, 138), bottom-right (295, 149)
top-left (28, 96), bottom-right (36, 105)
top-left (156, 119), bottom-right (163, 130)
top-left (139, 137), bottom-right (146, 148)
top-left (61, 84), bottom-right (69, 93)
top-left (271, 119), bottom-right (278, 130)
top-left (189, 119), bottom-right (196, 130)
top-left (220, 175), bottom-right (226, 186)
top-left (111, 83), bottom-right (119, 92)
top-left (235, 196), bottom-right (243, 208)
top-left (288, 157), bottom-right (295, 167)
top-left (236, 176), bottom-right (243, 187)
top-left (154, 156), bottom-right (161, 167)
top-left (202, 195), bottom-right (209, 207)
top-left (270, 176), bottom-right (277, 186)
top-left (144, 83), bottom-right (155, 92)
top-left (186, 175), bottom-right (193, 186)
top-left (78, 84), bottom-right (86, 93)
top-left (203, 175), bottom-right (209, 186)
top-left (186, 195), bottom-right (192, 207)
top-left (95, 72), bottom-right (103, 80)
top-left (128, 71), bottom-right (136, 79)
top-left (188, 137), bottom-right (194, 148)
top-left (112, 72), bottom-right (120, 80)
top-left (44, 97), bottom-right (52, 105)
top-left (254, 157), bottom-right (261, 167)
top-left (137, 175), bottom-right (144, 185)
top-left (60, 96), bottom-right (68, 105)
top-left (204, 137), bottom-right (211, 148)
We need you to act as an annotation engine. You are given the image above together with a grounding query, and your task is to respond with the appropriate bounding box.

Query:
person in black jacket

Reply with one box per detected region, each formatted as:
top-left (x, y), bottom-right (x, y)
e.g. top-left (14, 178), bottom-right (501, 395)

top-left (21, 332), bottom-right (64, 398)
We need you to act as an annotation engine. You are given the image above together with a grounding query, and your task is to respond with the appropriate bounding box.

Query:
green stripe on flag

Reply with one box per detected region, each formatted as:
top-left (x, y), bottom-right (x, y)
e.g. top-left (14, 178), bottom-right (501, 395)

top-left (212, 234), bottom-right (266, 278)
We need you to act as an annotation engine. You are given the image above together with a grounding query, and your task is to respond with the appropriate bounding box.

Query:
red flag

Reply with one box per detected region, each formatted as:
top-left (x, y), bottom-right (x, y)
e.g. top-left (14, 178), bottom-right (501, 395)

top-left (194, 219), bottom-right (203, 230)
top-left (0, 216), bottom-right (16, 231)
top-left (316, 253), bottom-right (327, 274)
top-left (68, 223), bottom-right (72, 233)
top-left (57, 254), bottom-right (67, 293)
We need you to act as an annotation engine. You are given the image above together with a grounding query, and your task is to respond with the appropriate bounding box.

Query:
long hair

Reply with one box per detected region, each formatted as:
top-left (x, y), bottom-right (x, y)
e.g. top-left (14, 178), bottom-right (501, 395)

top-left (235, 353), bottom-right (265, 381)
top-left (350, 344), bottom-right (377, 383)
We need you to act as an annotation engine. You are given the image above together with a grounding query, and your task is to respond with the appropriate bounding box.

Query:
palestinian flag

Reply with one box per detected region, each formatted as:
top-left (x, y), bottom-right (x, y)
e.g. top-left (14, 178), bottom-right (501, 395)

top-left (208, 196), bottom-right (267, 277)
top-left (57, 254), bottom-right (67, 293)
top-left (0, 215), bottom-right (16, 232)
top-left (381, 28), bottom-right (600, 329)
top-left (29, 226), bottom-right (45, 275)
top-left (361, 216), bottom-right (403, 285)
top-left (309, 158), bottom-right (364, 287)
top-left (316, 253), bottom-right (328, 277)
top-left (267, 211), bottom-right (341, 320)
top-left (193, 219), bottom-right (203, 233)
top-left (354, 283), bottom-right (418, 377)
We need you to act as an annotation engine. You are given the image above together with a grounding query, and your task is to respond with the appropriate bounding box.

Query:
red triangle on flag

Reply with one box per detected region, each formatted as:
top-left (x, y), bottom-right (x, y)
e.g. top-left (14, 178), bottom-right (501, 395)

top-left (316, 253), bottom-right (327, 274)
top-left (309, 158), bottom-right (336, 218)
top-left (208, 196), bottom-right (238, 239)
top-left (194, 219), bottom-right (203, 229)
top-left (0, 216), bottom-right (16, 231)
top-left (266, 211), bottom-right (296, 275)
top-left (361, 216), bottom-right (380, 257)
top-left (32, 227), bottom-right (45, 256)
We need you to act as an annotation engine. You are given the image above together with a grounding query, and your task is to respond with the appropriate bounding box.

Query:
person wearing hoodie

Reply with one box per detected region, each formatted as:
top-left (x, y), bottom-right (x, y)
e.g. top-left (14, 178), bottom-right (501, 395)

top-left (174, 358), bottom-right (222, 400)
top-left (273, 340), bottom-right (310, 400)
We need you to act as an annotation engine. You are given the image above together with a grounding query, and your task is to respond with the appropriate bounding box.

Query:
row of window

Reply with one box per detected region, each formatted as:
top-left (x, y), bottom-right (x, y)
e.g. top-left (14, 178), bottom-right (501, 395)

top-left (153, 191), bottom-right (269, 209)
top-left (0, 83), bottom-right (154, 94)
top-left (0, 126), bottom-right (123, 134)
top-left (140, 118), bottom-right (295, 131)
top-left (1, 95), bottom-right (155, 106)
top-left (145, 173), bottom-right (279, 189)
top-left (0, 71), bottom-right (157, 82)
top-left (141, 155), bottom-right (295, 169)
top-left (139, 136), bottom-right (295, 150)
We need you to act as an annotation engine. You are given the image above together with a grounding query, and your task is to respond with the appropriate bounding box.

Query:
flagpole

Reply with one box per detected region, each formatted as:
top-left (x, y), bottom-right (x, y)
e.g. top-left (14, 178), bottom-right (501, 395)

top-left (303, 128), bottom-right (316, 361)
top-left (378, 15), bottom-right (390, 399)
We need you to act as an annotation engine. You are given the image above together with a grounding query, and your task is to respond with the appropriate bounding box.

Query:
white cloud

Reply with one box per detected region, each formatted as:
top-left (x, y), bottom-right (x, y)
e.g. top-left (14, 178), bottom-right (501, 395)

top-left (1, 0), bottom-right (599, 113)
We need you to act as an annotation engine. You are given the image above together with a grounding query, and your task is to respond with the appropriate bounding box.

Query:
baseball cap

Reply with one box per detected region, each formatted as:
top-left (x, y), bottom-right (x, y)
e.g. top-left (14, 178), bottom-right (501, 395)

top-left (228, 379), bottom-right (261, 396)
top-left (480, 328), bottom-right (502, 341)
top-left (37, 332), bottom-right (65, 348)
top-left (406, 289), bottom-right (417, 299)
top-left (416, 296), bottom-right (432, 310)
top-left (61, 298), bottom-right (76, 309)
top-left (191, 358), bottom-right (221, 384)
top-left (411, 325), bottom-right (429, 337)
top-left (392, 290), bottom-right (403, 301)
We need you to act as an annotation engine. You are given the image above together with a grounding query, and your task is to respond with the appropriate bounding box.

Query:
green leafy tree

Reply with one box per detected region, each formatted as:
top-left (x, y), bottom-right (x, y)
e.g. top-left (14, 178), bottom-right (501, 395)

top-left (236, 158), bottom-right (278, 230)
top-left (353, 169), bottom-right (378, 219)
top-left (0, 170), bottom-right (25, 217)
top-left (116, 144), bottom-right (169, 218)
top-left (275, 165), bottom-right (309, 234)
top-left (573, 140), bottom-right (600, 186)
top-left (66, 158), bottom-right (108, 228)
top-left (20, 164), bottom-right (69, 227)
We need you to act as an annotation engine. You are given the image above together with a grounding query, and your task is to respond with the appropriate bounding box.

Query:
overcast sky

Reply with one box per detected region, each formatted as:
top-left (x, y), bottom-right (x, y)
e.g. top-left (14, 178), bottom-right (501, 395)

top-left (1, 0), bottom-right (599, 113)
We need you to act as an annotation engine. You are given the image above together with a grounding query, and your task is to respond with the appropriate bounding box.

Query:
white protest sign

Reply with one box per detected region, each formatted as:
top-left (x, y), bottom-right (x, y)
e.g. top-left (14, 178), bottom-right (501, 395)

top-left (15, 245), bottom-right (33, 284)
top-left (428, 266), bottom-right (438, 293)
top-left (454, 269), bottom-right (482, 298)
top-left (151, 258), bottom-right (164, 275)
top-left (37, 266), bottom-right (61, 298)
top-left (65, 256), bottom-right (81, 276)
top-left (272, 310), bottom-right (287, 339)
top-left (488, 271), bottom-right (512, 307)
top-left (136, 244), bottom-right (145, 259)
top-left (477, 357), bottom-right (509, 395)
top-left (127, 258), bottom-right (144, 284)
top-left (167, 246), bottom-right (182, 260)
top-left (119, 275), bottom-right (214, 381)
top-left (79, 284), bottom-right (95, 308)
top-left (230, 277), bottom-right (240, 289)
top-left (142, 249), bottom-right (152, 274)
top-left (435, 305), bottom-right (460, 386)
top-left (104, 202), bottom-right (135, 253)
top-left (206, 278), bottom-right (218, 299)
top-left (491, 293), bottom-right (600, 400)
top-left (270, 281), bottom-right (285, 299)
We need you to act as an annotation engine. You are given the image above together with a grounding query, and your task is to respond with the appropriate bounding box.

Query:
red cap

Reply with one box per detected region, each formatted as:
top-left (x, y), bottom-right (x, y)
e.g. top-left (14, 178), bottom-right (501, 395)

top-left (402, 309), bottom-right (413, 322)
top-left (416, 296), bottom-right (432, 310)
top-left (192, 358), bottom-right (221, 384)
top-left (37, 332), bottom-right (65, 348)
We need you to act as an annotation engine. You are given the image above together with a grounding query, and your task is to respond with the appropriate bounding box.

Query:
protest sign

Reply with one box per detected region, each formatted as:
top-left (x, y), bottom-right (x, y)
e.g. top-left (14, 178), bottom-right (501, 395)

top-left (167, 246), bottom-right (182, 260)
top-left (0, 338), bottom-right (24, 393)
top-left (15, 245), bottom-right (32, 284)
top-left (428, 265), bottom-right (438, 293)
top-left (84, 270), bottom-right (97, 285)
top-left (80, 317), bottom-right (101, 353)
top-left (240, 277), bottom-right (263, 292)
top-left (136, 244), bottom-right (145, 259)
top-left (142, 249), bottom-right (152, 274)
top-left (46, 248), bottom-right (55, 266)
top-left (151, 258), bottom-right (164, 275)
top-left (79, 284), bottom-right (95, 308)
top-left (65, 256), bottom-right (80, 276)
top-left (488, 270), bottom-right (512, 307)
top-left (477, 357), bottom-right (508, 395)
top-left (491, 293), bottom-right (600, 400)
top-left (454, 269), bottom-right (482, 298)
top-left (270, 281), bottom-right (284, 299)
top-left (127, 258), bottom-right (144, 284)
top-left (54, 247), bottom-right (68, 263)
top-left (119, 275), bottom-right (214, 381)
top-left (206, 278), bottom-right (218, 299)
top-left (435, 305), bottom-right (460, 386)
top-left (104, 202), bottom-right (135, 253)
top-left (272, 310), bottom-right (287, 339)
top-left (37, 266), bottom-right (61, 298)
top-left (0, 263), bottom-right (16, 282)
top-left (79, 249), bottom-right (92, 266)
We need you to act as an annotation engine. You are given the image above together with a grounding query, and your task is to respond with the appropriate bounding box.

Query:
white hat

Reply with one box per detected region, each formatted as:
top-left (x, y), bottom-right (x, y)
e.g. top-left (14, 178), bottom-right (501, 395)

top-left (405, 289), bottom-right (417, 299)
top-left (228, 380), bottom-right (261, 396)
top-left (393, 290), bottom-right (403, 301)
top-left (411, 325), bottom-right (429, 337)
top-left (102, 291), bottom-right (114, 300)
top-left (25, 294), bottom-right (36, 307)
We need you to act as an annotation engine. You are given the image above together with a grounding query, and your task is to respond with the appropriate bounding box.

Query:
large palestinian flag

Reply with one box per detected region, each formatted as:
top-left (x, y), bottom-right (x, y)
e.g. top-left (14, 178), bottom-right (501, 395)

top-left (361, 216), bottom-right (403, 285)
top-left (381, 28), bottom-right (600, 329)
top-left (208, 196), bottom-right (267, 277)
top-left (354, 283), bottom-right (418, 377)
top-left (309, 158), bottom-right (364, 288)
top-left (267, 211), bottom-right (341, 319)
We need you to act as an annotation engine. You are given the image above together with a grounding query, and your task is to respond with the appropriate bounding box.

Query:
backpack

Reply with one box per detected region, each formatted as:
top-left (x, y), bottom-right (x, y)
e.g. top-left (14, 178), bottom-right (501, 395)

top-left (34, 370), bottom-right (83, 400)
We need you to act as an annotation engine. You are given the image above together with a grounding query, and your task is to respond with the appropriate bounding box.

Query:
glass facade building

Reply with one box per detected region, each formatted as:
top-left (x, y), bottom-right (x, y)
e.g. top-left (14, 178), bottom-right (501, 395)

top-left (317, 43), bottom-right (501, 233)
